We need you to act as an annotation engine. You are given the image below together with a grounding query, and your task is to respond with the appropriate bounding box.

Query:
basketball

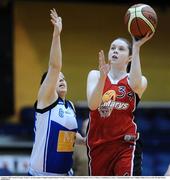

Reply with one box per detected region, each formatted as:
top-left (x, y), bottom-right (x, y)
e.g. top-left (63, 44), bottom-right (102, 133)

top-left (124, 4), bottom-right (158, 39)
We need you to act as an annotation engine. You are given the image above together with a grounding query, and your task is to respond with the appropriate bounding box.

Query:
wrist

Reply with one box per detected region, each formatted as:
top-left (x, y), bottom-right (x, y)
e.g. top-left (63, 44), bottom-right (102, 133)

top-left (99, 73), bottom-right (107, 82)
top-left (132, 45), bottom-right (140, 53)
top-left (53, 31), bottom-right (61, 37)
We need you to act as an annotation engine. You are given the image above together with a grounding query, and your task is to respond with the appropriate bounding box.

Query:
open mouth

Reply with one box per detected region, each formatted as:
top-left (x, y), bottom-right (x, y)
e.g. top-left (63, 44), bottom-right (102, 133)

top-left (112, 55), bottom-right (118, 59)
top-left (59, 84), bottom-right (65, 88)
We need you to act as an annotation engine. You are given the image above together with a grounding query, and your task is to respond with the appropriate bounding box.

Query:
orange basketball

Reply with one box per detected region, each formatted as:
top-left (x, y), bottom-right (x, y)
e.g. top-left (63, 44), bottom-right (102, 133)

top-left (124, 4), bottom-right (158, 39)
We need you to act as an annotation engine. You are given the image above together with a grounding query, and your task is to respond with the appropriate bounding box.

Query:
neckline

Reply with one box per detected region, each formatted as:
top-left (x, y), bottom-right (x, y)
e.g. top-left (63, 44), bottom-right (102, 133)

top-left (58, 97), bottom-right (68, 108)
top-left (108, 73), bottom-right (128, 84)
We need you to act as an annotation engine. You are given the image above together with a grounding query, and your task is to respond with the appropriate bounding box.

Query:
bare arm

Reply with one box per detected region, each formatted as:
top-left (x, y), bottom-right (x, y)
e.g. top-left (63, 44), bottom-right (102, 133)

top-left (87, 50), bottom-right (111, 110)
top-left (37, 9), bottom-right (62, 109)
top-left (87, 70), bottom-right (105, 110)
top-left (128, 33), bottom-right (153, 98)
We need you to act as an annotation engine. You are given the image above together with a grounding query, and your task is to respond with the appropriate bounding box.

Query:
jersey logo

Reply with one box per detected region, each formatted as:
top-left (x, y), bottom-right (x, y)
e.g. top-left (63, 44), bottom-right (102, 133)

top-left (99, 90), bottom-right (116, 118)
top-left (99, 88), bottom-right (130, 118)
top-left (59, 108), bottom-right (64, 118)
top-left (102, 90), bottom-right (116, 102)
top-left (117, 86), bottom-right (126, 99)
top-left (57, 130), bottom-right (76, 152)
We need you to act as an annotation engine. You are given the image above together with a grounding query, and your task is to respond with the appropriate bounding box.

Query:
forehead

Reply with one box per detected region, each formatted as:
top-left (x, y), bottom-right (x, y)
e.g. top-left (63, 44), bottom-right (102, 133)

top-left (111, 39), bottom-right (128, 48)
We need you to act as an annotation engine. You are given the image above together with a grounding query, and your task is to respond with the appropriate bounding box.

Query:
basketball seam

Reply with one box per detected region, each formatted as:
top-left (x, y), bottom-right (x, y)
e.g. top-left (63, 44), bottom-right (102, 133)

top-left (134, 10), bottom-right (157, 28)
top-left (137, 10), bottom-right (155, 33)
top-left (135, 7), bottom-right (143, 38)
top-left (140, 13), bottom-right (156, 32)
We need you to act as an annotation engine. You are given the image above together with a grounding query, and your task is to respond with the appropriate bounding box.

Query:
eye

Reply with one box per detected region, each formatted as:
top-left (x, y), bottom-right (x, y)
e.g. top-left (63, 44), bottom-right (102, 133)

top-left (111, 46), bottom-right (115, 50)
top-left (119, 46), bottom-right (125, 51)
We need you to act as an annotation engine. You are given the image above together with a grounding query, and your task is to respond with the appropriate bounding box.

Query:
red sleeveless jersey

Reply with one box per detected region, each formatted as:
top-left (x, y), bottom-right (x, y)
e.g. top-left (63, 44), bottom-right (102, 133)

top-left (87, 75), bottom-right (140, 149)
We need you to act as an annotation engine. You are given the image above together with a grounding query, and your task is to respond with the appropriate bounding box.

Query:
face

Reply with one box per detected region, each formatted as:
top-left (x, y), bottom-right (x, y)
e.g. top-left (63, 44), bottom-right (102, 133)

top-left (108, 39), bottom-right (130, 65)
top-left (56, 72), bottom-right (67, 98)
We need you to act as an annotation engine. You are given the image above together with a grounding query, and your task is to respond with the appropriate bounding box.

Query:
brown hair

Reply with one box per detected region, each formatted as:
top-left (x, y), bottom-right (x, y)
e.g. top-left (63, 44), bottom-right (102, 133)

top-left (117, 37), bottom-right (132, 56)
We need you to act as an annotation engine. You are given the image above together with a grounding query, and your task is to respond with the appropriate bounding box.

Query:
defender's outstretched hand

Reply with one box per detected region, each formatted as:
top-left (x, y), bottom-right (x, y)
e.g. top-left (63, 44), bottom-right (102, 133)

top-left (50, 8), bottom-right (62, 35)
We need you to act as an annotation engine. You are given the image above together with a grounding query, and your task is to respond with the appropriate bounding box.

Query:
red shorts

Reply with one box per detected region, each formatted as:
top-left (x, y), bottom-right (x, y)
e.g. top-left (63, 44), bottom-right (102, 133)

top-left (88, 140), bottom-right (142, 176)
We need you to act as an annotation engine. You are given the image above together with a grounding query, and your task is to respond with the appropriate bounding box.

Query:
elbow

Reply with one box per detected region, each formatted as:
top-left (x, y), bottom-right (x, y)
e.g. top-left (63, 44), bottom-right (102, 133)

top-left (131, 82), bottom-right (142, 93)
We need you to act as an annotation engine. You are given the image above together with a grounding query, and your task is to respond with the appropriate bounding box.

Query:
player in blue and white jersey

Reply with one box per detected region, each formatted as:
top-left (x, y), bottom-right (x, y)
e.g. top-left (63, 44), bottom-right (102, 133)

top-left (28, 8), bottom-right (85, 176)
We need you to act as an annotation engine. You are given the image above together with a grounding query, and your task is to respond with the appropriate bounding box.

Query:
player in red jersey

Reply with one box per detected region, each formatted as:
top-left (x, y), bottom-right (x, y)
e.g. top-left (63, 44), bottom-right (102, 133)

top-left (86, 33), bottom-right (153, 176)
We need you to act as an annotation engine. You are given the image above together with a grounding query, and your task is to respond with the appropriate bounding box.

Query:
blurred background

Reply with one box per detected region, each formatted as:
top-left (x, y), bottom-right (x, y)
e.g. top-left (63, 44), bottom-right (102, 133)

top-left (0, 0), bottom-right (170, 176)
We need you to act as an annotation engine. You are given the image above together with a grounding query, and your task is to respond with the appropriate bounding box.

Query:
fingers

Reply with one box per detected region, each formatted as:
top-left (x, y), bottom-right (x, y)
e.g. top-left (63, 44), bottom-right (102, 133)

top-left (50, 8), bottom-right (58, 18)
top-left (99, 50), bottom-right (106, 68)
top-left (50, 12), bottom-right (56, 20)
top-left (50, 8), bottom-right (62, 26)
top-left (146, 32), bottom-right (154, 40)
top-left (50, 9), bottom-right (58, 21)
top-left (143, 32), bottom-right (154, 40)
top-left (98, 50), bottom-right (111, 76)
top-left (141, 32), bottom-right (154, 44)
top-left (132, 31), bottom-right (154, 47)
top-left (53, 8), bottom-right (58, 16)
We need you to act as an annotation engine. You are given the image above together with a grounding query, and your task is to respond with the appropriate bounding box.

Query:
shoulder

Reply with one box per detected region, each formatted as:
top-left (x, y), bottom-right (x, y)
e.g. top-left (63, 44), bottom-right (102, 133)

top-left (87, 70), bottom-right (100, 88)
top-left (87, 70), bottom-right (100, 80)
top-left (141, 75), bottom-right (147, 84)
top-left (35, 98), bottom-right (59, 114)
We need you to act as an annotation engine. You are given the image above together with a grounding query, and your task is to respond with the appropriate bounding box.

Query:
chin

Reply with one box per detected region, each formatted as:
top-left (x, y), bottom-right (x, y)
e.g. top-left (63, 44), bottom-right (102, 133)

top-left (58, 90), bottom-right (67, 97)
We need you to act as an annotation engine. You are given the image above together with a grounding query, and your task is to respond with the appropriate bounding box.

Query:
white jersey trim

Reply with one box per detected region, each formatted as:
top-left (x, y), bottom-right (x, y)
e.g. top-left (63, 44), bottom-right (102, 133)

top-left (108, 73), bottom-right (128, 84)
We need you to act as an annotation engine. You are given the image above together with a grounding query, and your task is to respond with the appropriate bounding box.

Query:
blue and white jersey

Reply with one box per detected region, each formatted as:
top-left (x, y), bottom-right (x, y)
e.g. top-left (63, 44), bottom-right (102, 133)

top-left (29, 97), bottom-right (78, 176)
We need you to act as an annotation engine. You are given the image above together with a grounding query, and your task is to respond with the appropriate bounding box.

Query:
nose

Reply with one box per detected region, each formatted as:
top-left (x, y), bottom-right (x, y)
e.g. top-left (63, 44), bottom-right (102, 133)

top-left (113, 50), bottom-right (118, 54)
top-left (113, 51), bottom-right (118, 55)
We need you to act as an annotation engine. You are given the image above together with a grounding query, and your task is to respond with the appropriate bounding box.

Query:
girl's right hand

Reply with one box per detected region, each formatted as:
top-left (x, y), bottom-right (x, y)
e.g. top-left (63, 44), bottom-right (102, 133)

top-left (98, 50), bottom-right (111, 79)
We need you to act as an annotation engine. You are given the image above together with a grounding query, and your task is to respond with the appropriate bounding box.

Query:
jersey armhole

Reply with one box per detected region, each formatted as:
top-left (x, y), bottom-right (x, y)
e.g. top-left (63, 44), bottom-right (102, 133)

top-left (34, 98), bottom-right (59, 114)
top-left (67, 101), bottom-right (76, 114)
